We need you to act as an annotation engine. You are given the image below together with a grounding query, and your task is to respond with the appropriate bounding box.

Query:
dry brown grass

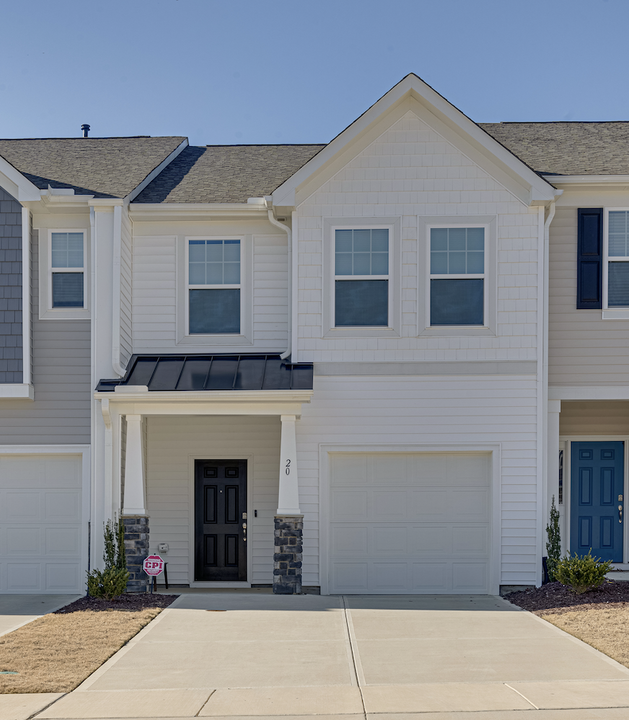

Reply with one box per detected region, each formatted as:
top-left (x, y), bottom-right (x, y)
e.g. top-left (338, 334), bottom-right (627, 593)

top-left (0, 607), bottom-right (162, 694)
top-left (539, 604), bottom-right (629, 669)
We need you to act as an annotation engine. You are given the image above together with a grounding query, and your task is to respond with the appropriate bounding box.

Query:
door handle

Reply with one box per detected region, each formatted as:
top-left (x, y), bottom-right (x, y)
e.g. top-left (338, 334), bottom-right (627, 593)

top-left (619, 505), bottom-right (623, 524)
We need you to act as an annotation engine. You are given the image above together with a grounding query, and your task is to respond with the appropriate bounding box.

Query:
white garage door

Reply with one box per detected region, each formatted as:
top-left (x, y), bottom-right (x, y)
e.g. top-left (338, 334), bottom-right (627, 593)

top-left (0, 455), bottom-right (85, 593)
top-left (328, 452), bottom-right (491, 594)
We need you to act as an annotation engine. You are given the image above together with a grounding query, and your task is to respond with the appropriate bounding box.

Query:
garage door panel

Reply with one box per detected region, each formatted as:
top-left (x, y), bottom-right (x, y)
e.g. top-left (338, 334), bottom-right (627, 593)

top-left (7, 563), bottom-right (41, 591)
top-left (44, 491), bottom-right (81, 522)
top-left (372, 562), bottom-right (407, 591)
top-left (331, 526), bottom-right (368, 554)
top-left (7, 527), bottom-right (41, 555)
top-left (373, 526), bottom-right (408, 553)
top-left (329, 452), bottom-right (491, 594)
top-left (452, 526), bottom-right (489, 554)
top-left (45, 527), bottom-right (81, 556)
top-left (46, 563), bottom-right (81, 592)
top-left (452, 562), bottom-right (488, 592)
top-left (4, 492), bottom-right (42, 521)
top-left (372, 490), bottom-right (407, 520)
top-left (409, 490), bottom-right (449, 520)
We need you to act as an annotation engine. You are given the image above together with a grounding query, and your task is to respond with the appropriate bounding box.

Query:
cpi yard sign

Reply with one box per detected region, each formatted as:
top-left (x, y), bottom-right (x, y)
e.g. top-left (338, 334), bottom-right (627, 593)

top-left (143, 555), bottom-right (165, 576)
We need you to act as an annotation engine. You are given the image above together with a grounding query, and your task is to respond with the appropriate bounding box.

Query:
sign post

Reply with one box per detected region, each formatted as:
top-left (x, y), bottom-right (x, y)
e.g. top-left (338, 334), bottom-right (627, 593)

top-left (143, 554), bottom-right (165, 594)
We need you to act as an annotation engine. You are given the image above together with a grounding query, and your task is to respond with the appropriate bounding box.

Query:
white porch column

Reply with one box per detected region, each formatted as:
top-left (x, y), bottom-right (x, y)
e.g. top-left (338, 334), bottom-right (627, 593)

top-left (277, 414), bottom-right (301, 515)
top-left (122, 414), bottom-right (146, 515)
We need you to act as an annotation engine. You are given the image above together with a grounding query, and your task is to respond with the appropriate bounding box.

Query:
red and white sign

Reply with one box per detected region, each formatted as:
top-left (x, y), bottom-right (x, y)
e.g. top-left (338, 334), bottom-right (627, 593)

top-left (143, 555), bottom-right (164, 576)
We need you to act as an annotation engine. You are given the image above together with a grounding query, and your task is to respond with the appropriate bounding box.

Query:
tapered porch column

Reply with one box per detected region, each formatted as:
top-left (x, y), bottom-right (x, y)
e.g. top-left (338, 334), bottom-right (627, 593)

top-left (274, 414), bottom-right (303, 594)
top-left (122, 414), bottom-right (149, 592)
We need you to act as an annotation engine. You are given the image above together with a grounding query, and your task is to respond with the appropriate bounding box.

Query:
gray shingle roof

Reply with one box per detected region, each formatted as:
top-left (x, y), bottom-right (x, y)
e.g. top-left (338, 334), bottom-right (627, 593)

top-left (480, 122), bottom-right (629, 176)
top-left (0, 137), bottom-right (186, 198)
top-left (133, 144), bottom-right (326, 203)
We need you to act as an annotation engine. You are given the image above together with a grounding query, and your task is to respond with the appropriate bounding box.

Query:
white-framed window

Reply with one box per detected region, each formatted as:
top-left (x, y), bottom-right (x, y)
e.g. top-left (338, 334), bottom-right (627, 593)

top-left (604, 209), bottom-right (629, 312)
top-left (50, 231), bottom-right (85, 309)
top-left (187, 238), bottom-right (241, 335)
top-left (428, 226), bottom-right (486, 326)
top-left (334, 228), bottom-right (390, 327)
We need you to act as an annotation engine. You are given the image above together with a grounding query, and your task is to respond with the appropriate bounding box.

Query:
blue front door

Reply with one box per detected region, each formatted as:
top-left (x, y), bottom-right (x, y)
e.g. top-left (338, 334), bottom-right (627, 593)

top-left (570, 441), bottom-right (624, 562)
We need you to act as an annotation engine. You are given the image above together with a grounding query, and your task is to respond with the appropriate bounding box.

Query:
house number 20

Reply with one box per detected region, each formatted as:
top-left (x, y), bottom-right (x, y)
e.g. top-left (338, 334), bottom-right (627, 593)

top-left (285, 459), bottom-right (291, 475)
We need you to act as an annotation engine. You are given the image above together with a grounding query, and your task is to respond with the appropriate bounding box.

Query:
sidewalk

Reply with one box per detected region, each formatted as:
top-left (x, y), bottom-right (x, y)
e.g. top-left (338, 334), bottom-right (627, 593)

top-left (3, 593), bottom-right (629, 719)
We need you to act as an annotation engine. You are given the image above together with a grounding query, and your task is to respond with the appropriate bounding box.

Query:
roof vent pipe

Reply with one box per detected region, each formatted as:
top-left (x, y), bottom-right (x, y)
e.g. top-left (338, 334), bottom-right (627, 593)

top-left (81, 124), bottom-right (90, 138)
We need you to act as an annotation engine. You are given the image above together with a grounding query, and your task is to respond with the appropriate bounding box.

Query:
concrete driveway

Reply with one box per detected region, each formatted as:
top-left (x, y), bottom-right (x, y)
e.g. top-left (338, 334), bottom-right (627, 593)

top-left (11, 592), bottom-right (629, 719)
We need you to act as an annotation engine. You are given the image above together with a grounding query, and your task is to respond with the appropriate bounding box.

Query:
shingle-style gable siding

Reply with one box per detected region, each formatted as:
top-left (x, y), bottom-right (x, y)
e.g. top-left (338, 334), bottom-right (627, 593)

top-left (0, 187), bottom-right (22, 384)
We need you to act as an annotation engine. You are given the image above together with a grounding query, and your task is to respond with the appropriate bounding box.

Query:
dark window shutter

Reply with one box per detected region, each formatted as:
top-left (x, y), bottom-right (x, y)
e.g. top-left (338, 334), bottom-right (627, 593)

top-left (577, 208), bottom-right (603, 309)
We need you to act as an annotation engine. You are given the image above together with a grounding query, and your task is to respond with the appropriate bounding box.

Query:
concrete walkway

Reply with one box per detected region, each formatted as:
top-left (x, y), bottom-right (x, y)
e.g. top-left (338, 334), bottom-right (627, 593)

top-left (4, 592), bottom-right (629, 720)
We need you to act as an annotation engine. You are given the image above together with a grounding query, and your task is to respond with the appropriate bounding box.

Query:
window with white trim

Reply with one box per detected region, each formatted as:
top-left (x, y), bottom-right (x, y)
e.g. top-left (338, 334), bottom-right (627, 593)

top-left (334, 228), bottom-right (389, 327)
top-left (51, 232), bottom-right (85, 308)
top-left (429, 227), bottom-right (485, 326)
top-left (188, 239), bottom-right (240, 334)
top-left (606, 210), bottom-right (629, 307)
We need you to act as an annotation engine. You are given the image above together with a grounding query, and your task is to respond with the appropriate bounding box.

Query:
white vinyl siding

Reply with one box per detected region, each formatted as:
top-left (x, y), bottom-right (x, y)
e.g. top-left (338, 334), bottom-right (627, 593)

top-left (296, 110), bottom-right (540, 363)
top-left (549, 205), bottom-right (629, 386)
top-left (120, 209), bottom-right (133, 367)
top-left (145, 415), bottom-right (280, 586)
top-left (132, 229), bottom-right (288, 353)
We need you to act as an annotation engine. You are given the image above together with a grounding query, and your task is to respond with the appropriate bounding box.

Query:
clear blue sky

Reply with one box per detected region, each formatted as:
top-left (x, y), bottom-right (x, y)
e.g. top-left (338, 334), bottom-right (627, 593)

top-left (2, 0), bottom-right (629, 146)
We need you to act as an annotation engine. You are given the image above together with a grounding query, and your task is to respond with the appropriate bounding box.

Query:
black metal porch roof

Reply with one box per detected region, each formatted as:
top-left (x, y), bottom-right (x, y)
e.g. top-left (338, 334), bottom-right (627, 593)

top-left (96, 354), bottom-right (314, 393)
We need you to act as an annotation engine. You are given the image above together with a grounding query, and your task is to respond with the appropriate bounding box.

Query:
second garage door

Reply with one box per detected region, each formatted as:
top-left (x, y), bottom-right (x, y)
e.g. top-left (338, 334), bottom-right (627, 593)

top-left (327, 452), bottom-right (492, 594)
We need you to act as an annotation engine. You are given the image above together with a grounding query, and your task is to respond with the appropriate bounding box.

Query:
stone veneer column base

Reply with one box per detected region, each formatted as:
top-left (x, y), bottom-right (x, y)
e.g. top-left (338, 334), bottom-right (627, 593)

top-left (122, 515), bottom-right (150, 593)
top-left (273, 515), bottom-right (303, 594)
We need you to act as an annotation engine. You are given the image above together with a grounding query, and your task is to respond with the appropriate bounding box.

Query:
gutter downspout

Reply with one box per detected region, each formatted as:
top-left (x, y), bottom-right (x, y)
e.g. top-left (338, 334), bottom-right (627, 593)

top-left (267, 208), bottom-right (292, 360)
top-left (111, 205), bottom-right (124, 377)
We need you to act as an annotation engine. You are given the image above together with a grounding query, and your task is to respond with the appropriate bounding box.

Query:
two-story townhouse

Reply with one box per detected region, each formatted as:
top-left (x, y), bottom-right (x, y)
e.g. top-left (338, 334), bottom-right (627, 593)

top-left (0, 74), bottom-right (622, 596)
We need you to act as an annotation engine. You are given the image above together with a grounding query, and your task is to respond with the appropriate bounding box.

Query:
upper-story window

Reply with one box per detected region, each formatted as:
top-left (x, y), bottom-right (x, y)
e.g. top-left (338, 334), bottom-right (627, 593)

top-left (429, 227), bottom-right (485, 326)
top-left (51, 232), bottom-right (85, 308)
top-left (188, 239), bottom-right (240, 334)
top-left (606, 210), bottom-right (629, 307)
top-left (334, 228), bottom-right (389, 327)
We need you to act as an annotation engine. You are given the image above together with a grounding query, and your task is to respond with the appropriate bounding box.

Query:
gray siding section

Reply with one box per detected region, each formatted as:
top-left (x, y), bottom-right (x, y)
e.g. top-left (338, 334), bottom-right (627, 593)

top-left (120, 209), bottom-right (133, 368)
top-left (560, 401), bottom-right (629, 436)
top-left (0, 187), bottom-right (22, 383)
top-left (0, 229), bottom-right (90, 444)
top-left (549, 206), bottom-right (629, 386)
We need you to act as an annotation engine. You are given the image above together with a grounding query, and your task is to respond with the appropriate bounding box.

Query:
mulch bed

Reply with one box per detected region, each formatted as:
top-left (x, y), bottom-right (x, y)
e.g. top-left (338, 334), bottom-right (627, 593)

top-left (506, 580), bottom-right (629, 614)
top-left (54, 592), bottom-right (179, 614)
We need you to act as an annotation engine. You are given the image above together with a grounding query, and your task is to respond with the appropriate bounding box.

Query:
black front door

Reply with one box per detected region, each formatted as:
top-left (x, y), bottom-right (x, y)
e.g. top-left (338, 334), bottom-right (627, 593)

top-left (194, 459), bottom-right (247, 581)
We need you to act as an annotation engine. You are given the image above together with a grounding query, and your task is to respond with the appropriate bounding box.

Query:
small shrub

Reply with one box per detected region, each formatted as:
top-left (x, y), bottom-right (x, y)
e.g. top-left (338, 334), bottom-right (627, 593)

top-left (86, 567), bottom-right (130, 600)
top-left (555, 550), bottom-right (613, 594)
top-left (87, 516), bottom-right (129, 599)
top-left (545, 495), bottom-right (561, 581)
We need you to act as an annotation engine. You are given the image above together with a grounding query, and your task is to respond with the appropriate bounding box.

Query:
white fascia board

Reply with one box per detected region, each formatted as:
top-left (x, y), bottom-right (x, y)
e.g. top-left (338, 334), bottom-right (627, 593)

top-left (543, 175), bottom-right (629, 186)
top-left (124, 138), bottom-right (189, 203)
top-left (96, 389), bottom-right (313, 403)
top-left (128, 203), bottom-right (269, 222)
top-left (0, 384), bottom-right (34, 400)
top-left (0, 159), bottom-right (40, 202)
top-left (272, 73), bottom-right (556, 208)
top-left (549, 386), bottom-right (629, 400)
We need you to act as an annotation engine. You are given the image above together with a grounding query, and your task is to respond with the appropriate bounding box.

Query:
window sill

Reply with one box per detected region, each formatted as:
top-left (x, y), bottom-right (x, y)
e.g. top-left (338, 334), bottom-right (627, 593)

top-left (176, 333), bottom-right (254, 347)
top-left (420, 325), bottom-right (495, 337)
top-left (0, 384), bottom-right (34, 400)
top-left (40, 307), bottom-right (90, 321)
top-left (602, 309), bottom-right (629, 320)
top-left (323, 326), bottom-right (400, 339)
